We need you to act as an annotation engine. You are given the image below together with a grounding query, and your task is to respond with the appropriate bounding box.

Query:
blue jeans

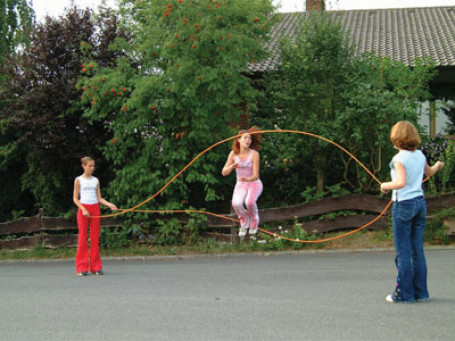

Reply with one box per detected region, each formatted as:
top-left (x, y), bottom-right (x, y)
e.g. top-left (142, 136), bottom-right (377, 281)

top-left (391, 196), bottom-right (429, 302)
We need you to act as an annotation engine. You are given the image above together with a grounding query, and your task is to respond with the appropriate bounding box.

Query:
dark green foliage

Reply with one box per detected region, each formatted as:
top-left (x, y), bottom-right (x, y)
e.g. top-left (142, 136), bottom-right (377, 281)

top-left (0, 5), bottom-right (441, 250)
top-left (423, 136), bottom-right (455, 193)
top-left (255, 11), bottom-right (435, 205)
top-left (78, 0), bottom-right (276, 242)
top-left (0, 0), bottom-right (33, 59)
top-left (0, 0), bottom-right (34, 220)
top-left (0, 7), bottom-right (123, 219)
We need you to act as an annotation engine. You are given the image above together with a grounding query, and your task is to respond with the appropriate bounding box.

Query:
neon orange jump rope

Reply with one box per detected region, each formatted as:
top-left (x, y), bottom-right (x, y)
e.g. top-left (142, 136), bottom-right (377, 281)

top-left (95, 129), bottom-right (429, 243)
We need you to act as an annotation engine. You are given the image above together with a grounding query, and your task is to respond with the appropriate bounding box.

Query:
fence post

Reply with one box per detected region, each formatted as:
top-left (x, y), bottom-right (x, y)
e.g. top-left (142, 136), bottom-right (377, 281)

top-left (230, 206), bottom-right (237, 243)
top-left (39, 208), bottom-right (43, 247)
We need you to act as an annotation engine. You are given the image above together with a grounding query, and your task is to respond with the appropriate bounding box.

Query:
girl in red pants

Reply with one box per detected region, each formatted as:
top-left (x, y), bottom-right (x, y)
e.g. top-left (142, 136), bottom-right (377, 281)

top-left (73, 156), bottom-right (117, 276)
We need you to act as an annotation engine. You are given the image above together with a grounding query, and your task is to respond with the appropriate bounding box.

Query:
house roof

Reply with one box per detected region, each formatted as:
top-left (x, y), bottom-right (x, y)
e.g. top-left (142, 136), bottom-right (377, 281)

top-left (250, 6), bottom-right (455, 72)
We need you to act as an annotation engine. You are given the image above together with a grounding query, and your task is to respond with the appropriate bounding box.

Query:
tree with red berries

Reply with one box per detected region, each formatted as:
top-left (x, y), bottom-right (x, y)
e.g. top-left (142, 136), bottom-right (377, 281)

top-left (79, 0), bottom-right (275, 242)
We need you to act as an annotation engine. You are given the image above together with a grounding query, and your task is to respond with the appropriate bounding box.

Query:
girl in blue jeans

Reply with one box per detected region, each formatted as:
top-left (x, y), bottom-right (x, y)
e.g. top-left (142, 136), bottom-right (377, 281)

top-left (381, 121), bottom-right (444, 303)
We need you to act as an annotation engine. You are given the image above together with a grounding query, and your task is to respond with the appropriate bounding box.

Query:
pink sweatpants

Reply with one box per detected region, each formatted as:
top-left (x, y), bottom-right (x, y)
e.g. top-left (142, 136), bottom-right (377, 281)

top-left (232, 180), bottom-right (263, 229)
top-left (76, 203), bottom-right (102, 273)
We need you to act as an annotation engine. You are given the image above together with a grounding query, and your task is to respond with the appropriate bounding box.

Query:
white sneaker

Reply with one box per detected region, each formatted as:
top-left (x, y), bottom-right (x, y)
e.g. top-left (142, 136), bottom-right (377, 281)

top-left (239, 228), bottom-right (248, 238)
top-left (249, 228), bottom-right (257, 235)
top-left (385, 294), bottom-right (395, 303)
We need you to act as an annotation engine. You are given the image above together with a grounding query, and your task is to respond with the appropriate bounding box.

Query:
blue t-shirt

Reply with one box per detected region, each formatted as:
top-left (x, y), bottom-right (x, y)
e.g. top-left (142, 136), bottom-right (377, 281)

top-left (390, 149), bottom-right (426, 202)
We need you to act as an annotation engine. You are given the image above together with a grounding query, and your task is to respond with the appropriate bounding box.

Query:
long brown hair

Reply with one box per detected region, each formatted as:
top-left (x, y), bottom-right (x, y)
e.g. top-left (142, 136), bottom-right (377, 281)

top-left (232, 126), bottom-right (262, 154)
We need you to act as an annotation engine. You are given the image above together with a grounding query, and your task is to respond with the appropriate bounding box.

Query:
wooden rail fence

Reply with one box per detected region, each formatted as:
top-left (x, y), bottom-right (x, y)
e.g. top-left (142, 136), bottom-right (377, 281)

top-left (1, 193), bottom-right (454, 249)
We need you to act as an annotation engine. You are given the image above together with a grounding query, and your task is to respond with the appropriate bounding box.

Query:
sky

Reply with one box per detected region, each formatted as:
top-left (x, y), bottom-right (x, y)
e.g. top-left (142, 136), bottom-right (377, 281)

top-left (32, 0), bottom-right (455, 21)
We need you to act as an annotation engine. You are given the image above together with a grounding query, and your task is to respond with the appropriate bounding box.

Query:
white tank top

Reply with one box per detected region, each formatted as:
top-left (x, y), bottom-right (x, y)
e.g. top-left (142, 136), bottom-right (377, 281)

top-left (77, 175), bottom-right (99, 204)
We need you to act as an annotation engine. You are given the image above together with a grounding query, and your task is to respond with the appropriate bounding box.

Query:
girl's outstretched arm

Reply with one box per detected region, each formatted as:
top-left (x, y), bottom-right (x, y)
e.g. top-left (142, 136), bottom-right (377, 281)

top-left (425, 161), bottom-right (444, 177)
top-left (96, 183), bottom-right (117, 210)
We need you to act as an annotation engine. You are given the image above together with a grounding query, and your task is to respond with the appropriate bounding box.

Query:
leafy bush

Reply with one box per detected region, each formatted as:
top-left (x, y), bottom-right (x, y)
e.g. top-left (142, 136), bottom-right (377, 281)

top-left (256, 11), bottom-right (435, 202)
top-left (424, 208), bottom-right (455, 245)
top-left (423, 136), bottom-right (455, 193)
top-left (99, 226), bottom-right (133, 249)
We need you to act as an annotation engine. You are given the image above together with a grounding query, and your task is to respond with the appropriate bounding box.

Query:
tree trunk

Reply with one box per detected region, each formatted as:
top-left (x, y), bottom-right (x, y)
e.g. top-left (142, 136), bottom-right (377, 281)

top-left (315, 153), bottom-right (326, 193)
top-left (316, 169), bottom-right (324, 193)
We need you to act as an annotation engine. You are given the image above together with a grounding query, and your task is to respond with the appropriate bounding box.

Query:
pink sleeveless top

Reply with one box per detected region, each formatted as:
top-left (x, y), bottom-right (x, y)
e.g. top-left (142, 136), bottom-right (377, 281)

top-left (234, 150), bottom-right (260, 183)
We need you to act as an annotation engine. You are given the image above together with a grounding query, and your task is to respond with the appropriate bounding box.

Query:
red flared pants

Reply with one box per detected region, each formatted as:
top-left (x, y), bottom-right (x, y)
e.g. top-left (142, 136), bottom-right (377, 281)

top-left (75, 203), bottom-right (102, 273)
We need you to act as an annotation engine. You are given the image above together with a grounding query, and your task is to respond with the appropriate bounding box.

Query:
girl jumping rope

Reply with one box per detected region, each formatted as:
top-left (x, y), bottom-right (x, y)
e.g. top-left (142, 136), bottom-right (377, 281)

top-left (222, 126), bottom-right (263, 239)
top-left (381, 121), bottom-right (444, 303)
top-left (73, 156), bottom-right (117, 276)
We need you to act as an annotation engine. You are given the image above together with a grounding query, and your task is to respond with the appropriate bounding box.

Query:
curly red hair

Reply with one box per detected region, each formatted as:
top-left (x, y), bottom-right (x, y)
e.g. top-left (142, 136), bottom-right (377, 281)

top-left (232, 126), bottom-right (262, 154)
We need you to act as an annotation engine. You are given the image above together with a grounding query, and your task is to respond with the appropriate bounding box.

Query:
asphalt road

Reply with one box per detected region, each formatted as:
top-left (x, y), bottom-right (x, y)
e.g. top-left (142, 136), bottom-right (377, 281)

top-left (1, 248), bottom-right (454, 341)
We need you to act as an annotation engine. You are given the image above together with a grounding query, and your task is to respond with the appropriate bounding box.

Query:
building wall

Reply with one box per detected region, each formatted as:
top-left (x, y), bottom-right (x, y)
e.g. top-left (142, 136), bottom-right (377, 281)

top-left (418, 100), bottom-right (452, 136)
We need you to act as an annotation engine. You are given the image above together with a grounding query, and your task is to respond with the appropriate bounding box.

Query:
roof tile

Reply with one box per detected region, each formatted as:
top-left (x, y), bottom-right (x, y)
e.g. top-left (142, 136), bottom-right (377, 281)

top-left (250, 6), bottom-right (455, 72)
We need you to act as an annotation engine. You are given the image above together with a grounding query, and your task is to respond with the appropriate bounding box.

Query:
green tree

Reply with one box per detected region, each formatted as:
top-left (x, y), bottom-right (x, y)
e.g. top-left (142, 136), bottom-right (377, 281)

top-left (78, 0), bottom-right (276, 241)
top-left (257, 11), bottom-right (435, 202)
top-left (0, 0), bottom-right (34, 221)
top-left (0, 7), bottom-right (123, 218)
top-left (336, 55), bottom-right (435, 191)
top-left (0, 0), bottom-right (33, 59)
top-left (259, 11), bottom-right (356, 196)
